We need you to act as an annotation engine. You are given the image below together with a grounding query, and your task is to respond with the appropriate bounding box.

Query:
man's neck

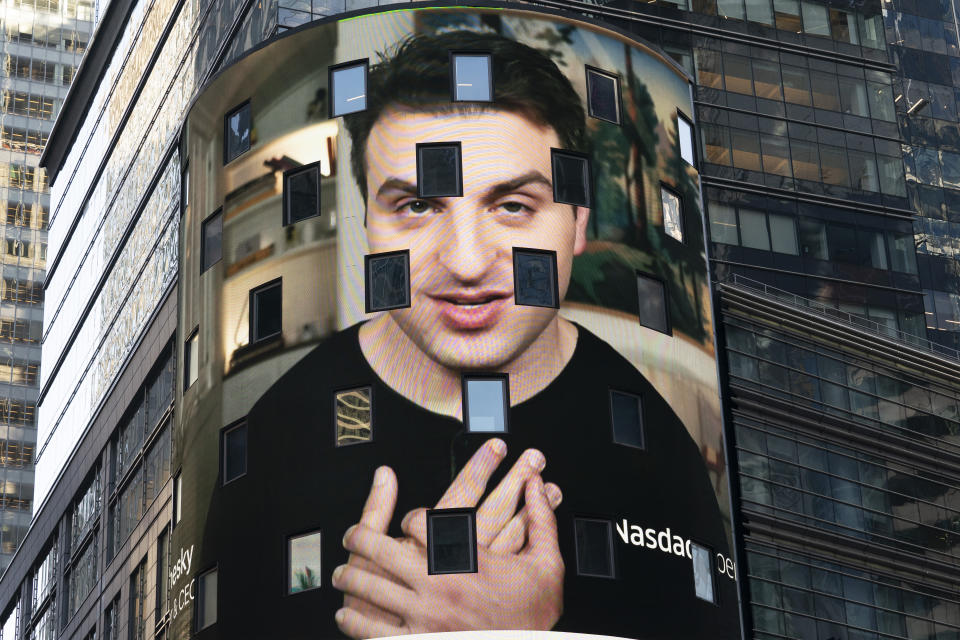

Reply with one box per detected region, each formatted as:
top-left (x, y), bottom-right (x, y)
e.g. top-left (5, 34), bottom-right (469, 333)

top-left (358, 315), bottom-right (578, 419)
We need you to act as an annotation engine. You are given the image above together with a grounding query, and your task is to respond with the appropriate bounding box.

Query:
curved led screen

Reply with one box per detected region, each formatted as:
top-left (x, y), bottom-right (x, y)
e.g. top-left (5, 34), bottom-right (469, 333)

top-left (173, 5), bottom-right (742, 639)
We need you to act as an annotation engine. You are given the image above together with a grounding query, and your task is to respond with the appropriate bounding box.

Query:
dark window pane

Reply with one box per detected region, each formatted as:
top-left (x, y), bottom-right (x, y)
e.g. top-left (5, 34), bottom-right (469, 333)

top-left (417, 143), bottom-right (462, 198)
top-left (791, 140), bottom-right (820, 181)
top-left (453, 54), bottom-right (492, 102)
top-left (223, 423), bottom-right (246, 484)
top-left (724, 54), bottom-right (754, 95)
top-left (801, 1), bottom-right (830, 36)
top-left (463, 376), bottom-right (508, 433)
top-left (762, 135), bottom-right (793, 177)
top-left (739, 209), bottom-right (771, 250)
top-left (365, 251), bottom-right (410, 312)
top-left (552, 151), bottom-right (592, 207)
top-left (636, 272), bottom-right (670, 334)
top-left (513, 249), bottom-right (558, 308)
top-left (830, 8), bottom-right (857, 43)
top-left (746, 0), bottom-right (773, 24)
top-left (810, 72), bottom-right (840, 111)
top-left (288, 531), bottom-right (322, 593)
top-left (717, 0), bottom-right (745, 20)
top-left (587, 68), bottom-right (620, 124)
top-left (224, 102), bottom-right (251, 163)
top-left (848, 151), bottom-right (878, 192)
top-left (702, 124), bottom-right (732, 165)
top-left (708, 202), bottom-right (739, 244)
top-left (753, 60), bottom-right (782, 99)
top-left (574, 518), bottom-right (615, 577)
top-left (330, 61), bottom-right (367, 116)
top-left (782, 66), bottom-right (812, 106)
top-left (335, 387), bottom-right (372, 446)
top-left (284, 164), bottom-right (320, 225)
top-left (251, 280), bottom-right (282, 342)
top-left (731, 129), bottom-right (763, 172)
top-left (838, 77), bottom-right (869, 117)
top-left (610, 390), bottom-right (644, 448)
top-left (694, 48), bottom-right (724, 89)
top-left (201, 209), bottom-right (222, 272)
top-left (769, 214), bottom-right (798, 255)
top-left (820, 145), bottom-right (850, 186)
top-left (774, 0), bottom-right (802, 31)
top-left (428, 511), bottom-right (476, 574)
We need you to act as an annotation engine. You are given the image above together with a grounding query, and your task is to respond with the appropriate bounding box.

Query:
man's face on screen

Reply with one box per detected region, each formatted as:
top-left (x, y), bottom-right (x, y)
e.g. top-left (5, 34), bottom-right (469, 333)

top-left (364, 107), bottom-right (588, 371)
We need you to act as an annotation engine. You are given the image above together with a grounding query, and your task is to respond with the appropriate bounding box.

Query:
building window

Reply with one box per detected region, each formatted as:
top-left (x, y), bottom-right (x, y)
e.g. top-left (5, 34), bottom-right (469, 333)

top-left (249, 279), bottom-right (282, 343)
top-left (677, 112), bottom-right (695, 166)
top-left (329, 60), bottom-right (367, 117)
top-left (201, 209), bottom-right (222, 272)
top-left (283, 162), bottom-right (321, 226)
top-left (288, 530), bottom-right (323, 594)
top-left (513, 248), bottom-right (559, 308)
top-left (690, 542), bottom-right (716, 603)
top-left (364, 250), bottom-right (410, 313)
top-left (636, 272), bottom-right (671, 335)
top-left (609, 390), bottom-right (644, 449)
top-left (738, 209), bottom-right (770, 251)
top-left (707, 203), bottom-right (738, 245)
top-left (335, 387), bottom-right (372, 446)
top-left (586, 67), bottom-right (621, 125)
top-left (552, 150), bottom-right (592, 208)
top-left (416, 142), bottom-right (462, 198)
top-left (195, 568), bottom-right (217, 631)
top-left (221, 422), bottom-right (247, 484)
top-left (156, 528), bottom-right (169, 625)
top-left (573, 518), bottom-right (615, 578)
top-left (451, 52), bottom-right (492, 102)
top-left (173, 472), bottom-right (182, 527)
top-left (184, 327), bottom-right (198, 391)
top-left (462, 374), bottom-right (509, 433)
top-left (660, 185), bottom-right (684, 243)
top-left (426, 509), bottom-right (477, 575)
top-left (129, 559), bottom-right (146, 640)
top-left (104, 595), bottom-right (120, 640)
top-left (223, 101), bottom-right (251, 164)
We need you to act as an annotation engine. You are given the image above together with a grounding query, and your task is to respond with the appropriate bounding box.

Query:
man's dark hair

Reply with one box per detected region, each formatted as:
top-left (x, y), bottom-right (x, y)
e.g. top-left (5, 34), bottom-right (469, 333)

top-left (343, 30), bottom-right (588, 200)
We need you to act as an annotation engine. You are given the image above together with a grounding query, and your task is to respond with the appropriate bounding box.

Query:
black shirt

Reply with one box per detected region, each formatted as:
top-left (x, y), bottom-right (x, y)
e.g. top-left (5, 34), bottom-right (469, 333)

top-left (201, 323), bottom-right (740, 639)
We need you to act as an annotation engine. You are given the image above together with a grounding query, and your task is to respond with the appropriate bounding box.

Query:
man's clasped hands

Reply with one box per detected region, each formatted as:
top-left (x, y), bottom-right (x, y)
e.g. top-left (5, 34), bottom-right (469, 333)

top-left (331, 438), bottom-right (565, 638)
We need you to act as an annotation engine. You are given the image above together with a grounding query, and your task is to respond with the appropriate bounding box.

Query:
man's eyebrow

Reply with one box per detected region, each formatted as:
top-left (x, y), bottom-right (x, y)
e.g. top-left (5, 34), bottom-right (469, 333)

top-left (375, 177), bottom-right (418, 198)
top-left (484, 171), bottom-right (552, 200)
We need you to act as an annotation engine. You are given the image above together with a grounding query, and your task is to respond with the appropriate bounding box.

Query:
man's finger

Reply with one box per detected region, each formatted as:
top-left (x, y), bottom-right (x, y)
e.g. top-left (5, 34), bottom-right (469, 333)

top-left (358, 466), bottom-right (398, 533)
top-left (476, 448), bottom-right (545, 546)
top-left (523, 475), bottom-right (562, 556)
top-left (400, 508), bottom-right (428, 547)
top-left (435, 438), bottom-right (507, 509)
top-left (343, 524), bottom-right (425, 586)
top-left (489, 482), bottom-right (562, 554)
top-left (333, 564), bottom-right (418, 616)
top-left (335, 606), bottom-right (405, 639)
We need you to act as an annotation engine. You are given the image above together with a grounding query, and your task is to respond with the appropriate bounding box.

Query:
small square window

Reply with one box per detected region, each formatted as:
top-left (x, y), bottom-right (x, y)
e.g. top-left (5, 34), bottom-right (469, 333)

top-left (452, 52), bottom-right (492, 102)
top-left (365, 250), bottom-right (410, 313)
top-left (609, 390), bottom-right (644, 449)
top-left (221, 422), bottom-right (247, 484)
top-left (223, 101), bottom-right (251, 164)
top-left (678, 112), bottom-right (695, 166)
top-left (573, 518), bottom-right (615, 578)
top-left (551, 149), bottom-right (592, 208)
top-left (329, 60), bottom-right (367, 117)
top-left (462, 374), bottom-right (509, 433)
top-left (288, 530), bottom-right (322, 594)
top-left (416, 142), bottom-right (462, 198)
top-left (636, 272), bottom-right (671, 335)
top-left (249, 279), bottom-right (282, 343)
top-left (195, 568), bottom-right (217, 631)
top-left (513, 248), bottom-right (559, 308)
top-left (184, 327), bottom-right (199, 391)
top-left (335, 386), bottom-right (372, 446)
top-left (660, 185), bottom-right (684, 243)
top-left (426, 509), bottom-right (477, 575)
top-left (690, 542), bottom-right (716, 604)
top-left (283, 162), bottom-right (321, 226)
top-left (201, 208), bottom-right (222, 272)
top-left (586, 67), bottom-right (621, 124)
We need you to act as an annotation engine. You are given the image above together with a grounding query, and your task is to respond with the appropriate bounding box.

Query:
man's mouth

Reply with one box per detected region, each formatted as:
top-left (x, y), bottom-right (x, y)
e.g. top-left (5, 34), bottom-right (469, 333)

top-left (431, 291), bottom-right (510, 330)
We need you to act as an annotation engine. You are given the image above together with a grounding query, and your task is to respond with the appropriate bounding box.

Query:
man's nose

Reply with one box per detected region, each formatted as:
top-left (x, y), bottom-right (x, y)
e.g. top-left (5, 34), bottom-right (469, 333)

top-left (436, 204), bottom-right (499, 283)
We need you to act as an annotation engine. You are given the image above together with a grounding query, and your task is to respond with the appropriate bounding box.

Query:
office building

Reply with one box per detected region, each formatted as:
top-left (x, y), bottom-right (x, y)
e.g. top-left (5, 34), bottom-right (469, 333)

top-left (0, 0), bottom-right (91, 571)
top-left (0, 0), bottom-right (953, 639)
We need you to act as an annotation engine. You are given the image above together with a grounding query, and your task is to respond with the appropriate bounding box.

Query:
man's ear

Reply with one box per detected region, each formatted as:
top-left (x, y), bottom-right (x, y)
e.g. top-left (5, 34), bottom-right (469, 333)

top-left (573, 206), bottom-right (590, 256)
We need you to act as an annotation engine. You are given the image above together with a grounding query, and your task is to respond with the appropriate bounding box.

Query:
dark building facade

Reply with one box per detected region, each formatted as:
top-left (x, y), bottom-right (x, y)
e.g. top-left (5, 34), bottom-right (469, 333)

top-left (0, 0), bottom-right (953, 640)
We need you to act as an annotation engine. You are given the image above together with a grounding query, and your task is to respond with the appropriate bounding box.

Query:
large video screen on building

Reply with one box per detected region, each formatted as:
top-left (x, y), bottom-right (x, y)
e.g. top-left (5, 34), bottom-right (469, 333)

top-left (173, 5), bottom-right (742, 639)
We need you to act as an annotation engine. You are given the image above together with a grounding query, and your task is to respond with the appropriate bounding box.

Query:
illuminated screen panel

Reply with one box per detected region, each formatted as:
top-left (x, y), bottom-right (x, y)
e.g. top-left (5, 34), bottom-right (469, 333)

top-left (173, 6), bottom-right (740, 640)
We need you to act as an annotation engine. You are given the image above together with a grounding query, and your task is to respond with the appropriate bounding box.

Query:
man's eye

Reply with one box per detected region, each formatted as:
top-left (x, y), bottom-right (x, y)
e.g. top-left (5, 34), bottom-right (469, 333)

top-left (397, 200), bottom-right (434, 215)
top-left (499, 202), bottom-right (530, 214)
